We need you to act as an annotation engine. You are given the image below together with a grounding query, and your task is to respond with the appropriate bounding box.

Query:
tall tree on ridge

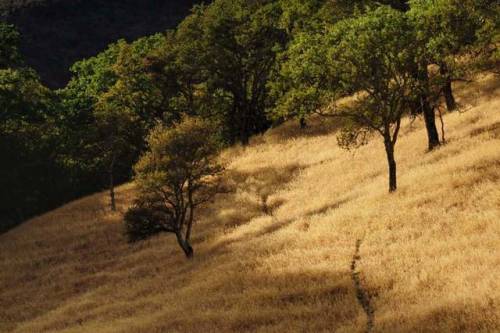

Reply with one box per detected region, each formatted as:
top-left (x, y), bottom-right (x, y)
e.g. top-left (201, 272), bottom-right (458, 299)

top-left (175, 0), bottom-right (287, 144)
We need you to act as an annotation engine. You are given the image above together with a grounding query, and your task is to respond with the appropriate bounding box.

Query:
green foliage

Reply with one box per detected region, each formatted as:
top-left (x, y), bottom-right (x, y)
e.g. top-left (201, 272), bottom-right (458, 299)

top-left (328, 6), bottom-right (423, 192)
top-left (126, 117), bottom-right (223, 257)
top-left (0, 22), bottom-right (22, 68)
top-left (134, 117), bottom-right (222, 205)
top-left (175, 0), bottom-right (287, 144)
top-left (327, 7), bottom-right (417, 103)
top-left (4, 0), bottom-right (498, 230)
top-left (271, 31), bottom-right (332, 122)
top-left (278, 6), bottom-right (422, 192)
top-left (57, 35), bottom-right (168, 211)
top-left (409, 0), bottom-right (499, 75)
top-left (409, 0), bottom-right (494, 55)
top-left (0, 40), bottom-right (63, 230)
top-left (270, 0), bottom-right (375, 124)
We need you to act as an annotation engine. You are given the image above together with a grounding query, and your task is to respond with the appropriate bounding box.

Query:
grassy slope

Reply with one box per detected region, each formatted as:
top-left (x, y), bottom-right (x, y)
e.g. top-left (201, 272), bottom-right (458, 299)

top-left (0, 74), bottom-right (499, 333)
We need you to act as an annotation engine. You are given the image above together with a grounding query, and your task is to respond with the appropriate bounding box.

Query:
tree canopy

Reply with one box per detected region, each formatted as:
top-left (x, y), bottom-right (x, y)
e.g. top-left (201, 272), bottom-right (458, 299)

top-left (2, 0), bottom-right (498, 232)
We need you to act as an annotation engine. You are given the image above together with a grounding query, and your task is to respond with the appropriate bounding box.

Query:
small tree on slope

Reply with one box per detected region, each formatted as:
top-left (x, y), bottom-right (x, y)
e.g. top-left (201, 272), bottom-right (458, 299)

top-left (94, 81), bottom-right (140, 211)
top-left (280, 7), bottom-right (421, 192)
top-left (125, 117), bottom-right (223, 258)
top-left (328, 7), bottom-right (423, 192)
top-left (409, 0), bottom-right (499, 112)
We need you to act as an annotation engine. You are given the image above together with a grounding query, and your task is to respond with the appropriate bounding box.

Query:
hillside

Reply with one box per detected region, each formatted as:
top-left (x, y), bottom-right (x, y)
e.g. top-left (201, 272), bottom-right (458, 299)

top-left (0, 0), bottom-right (202, 87)
top-left (0, 74), bottom-right (499, 332)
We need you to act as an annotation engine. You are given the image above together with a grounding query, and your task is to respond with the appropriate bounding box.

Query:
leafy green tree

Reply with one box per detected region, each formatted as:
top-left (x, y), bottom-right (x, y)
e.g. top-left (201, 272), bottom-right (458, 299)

top-left (125, 117), bottom-right (223, 258)
top-left (273, 0), bottom-right (383, 128)
top-left (409, 0), bottom-right (498, 112)
top-left (271, 32), bottom-right (331, 127)
top-left (280, 7), bottom-right (422, 192)
top-left (57, 41), bottom-right (124, 185)
top-left (0, 22), bottom-right (22, 68)
top-left (329, 7), bottom-right (422, 191)
top-left (0, 68), bottom-right (52, 225)
top-left (93, 83), bottom-right (141, 211)
top-left (176, 0), bottom-right (286, 144)
top-left (0, 26), bottom-right (60, 230)
top-left (107, 34), bottom-right (170, 126)
top-left (59, 35), bottom-right (166, 210)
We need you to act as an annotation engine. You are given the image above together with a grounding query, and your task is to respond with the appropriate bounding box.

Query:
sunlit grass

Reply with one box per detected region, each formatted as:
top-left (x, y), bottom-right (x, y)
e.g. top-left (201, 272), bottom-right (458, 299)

top-left (0, 73), bottom-right (499, 333)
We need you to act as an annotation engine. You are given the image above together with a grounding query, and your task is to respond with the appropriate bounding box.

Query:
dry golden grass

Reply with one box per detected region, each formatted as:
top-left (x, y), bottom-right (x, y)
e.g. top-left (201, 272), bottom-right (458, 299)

top-left (1, 74), bottom-right (499, 333)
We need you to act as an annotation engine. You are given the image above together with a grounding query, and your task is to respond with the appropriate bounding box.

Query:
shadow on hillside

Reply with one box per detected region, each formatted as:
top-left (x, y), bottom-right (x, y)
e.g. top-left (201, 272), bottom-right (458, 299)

top-left (202, 193), bottom-right (355, 258)
top-left (253, 115), bottom-right (343, 144)
top-left (303, 196), bottom-right (353, 218)
top-left (455, 73), bottom-right (500, 107)
top-left (197, 164), bottom-right (303, 232)
top-left (377, 302), bottom-right (497, 333)
top-left (101, 261), bottom-right (364, 332)
top-left (469, 121), bottom-right (500, 139)
top-left (0, 187), bottom-right (133, 332)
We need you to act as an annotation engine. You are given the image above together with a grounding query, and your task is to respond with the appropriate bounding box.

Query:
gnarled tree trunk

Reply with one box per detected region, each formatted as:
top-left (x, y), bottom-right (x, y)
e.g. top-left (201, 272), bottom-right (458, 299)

top-left (175, 231), bottom-right (194, 259)
top-left (412, 64), bottom-right (441, 151)
top-left (384, 134), bottom-right (397, 192)
top-left (440, 63), bottom-right (457, 111)
top-left (299, 117), bottom-right (307, 129)
top-left (422, 100), bottom-right (441, 151)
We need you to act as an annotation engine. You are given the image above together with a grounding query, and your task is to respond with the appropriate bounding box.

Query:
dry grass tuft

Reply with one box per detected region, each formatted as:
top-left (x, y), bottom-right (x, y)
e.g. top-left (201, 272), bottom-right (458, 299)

top-left (1, 74), bottom-right (499, 333)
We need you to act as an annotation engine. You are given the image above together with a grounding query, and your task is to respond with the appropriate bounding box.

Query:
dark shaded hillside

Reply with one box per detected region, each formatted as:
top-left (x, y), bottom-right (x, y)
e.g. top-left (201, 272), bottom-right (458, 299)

top-left (0, 0), bottom-right (202, 87)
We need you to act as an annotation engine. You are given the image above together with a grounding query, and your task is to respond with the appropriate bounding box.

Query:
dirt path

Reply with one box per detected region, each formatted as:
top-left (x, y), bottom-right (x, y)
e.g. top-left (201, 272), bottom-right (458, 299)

top-left (351, 239), bottom-right (375, 333)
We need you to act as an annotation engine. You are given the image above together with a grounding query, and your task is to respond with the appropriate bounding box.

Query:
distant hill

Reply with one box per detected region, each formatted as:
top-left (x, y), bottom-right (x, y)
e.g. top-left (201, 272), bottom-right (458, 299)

top-left (0, 0), bottom-right (202, 88)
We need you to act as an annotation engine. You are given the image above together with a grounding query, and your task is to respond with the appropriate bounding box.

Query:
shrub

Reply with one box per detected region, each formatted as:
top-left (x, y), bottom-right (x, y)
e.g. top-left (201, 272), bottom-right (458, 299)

top-left (124, 116), bottom-right (222, 258)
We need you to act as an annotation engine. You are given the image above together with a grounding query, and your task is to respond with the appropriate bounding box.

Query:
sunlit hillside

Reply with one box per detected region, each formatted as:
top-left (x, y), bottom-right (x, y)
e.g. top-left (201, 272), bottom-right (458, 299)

top-left (1, 74), bottom-right (499, 333)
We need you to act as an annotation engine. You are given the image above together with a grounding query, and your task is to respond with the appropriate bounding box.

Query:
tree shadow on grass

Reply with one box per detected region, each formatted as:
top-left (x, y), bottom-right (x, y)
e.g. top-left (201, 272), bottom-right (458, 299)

top-left (256, 115), bottom-right (343, 144)
top-left (377, 301), bottom-right (498, 333)
top-left (101, 264), bottom-right (364, 333)
top-left (197, 164), bottom-right (303, 232)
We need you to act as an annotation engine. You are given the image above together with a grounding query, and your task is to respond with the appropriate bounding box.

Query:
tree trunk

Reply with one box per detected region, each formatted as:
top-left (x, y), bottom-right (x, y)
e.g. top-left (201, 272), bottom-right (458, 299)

top-left (240, 103), bottom-right (251, 146)
top-left (440, 63), bottom-right (457, 111)
top-left (442, 80), bottom-right (457, 111)
top-left (240, 130), bottom-right (250, 146)
top-left (109, 170), bottom-right (116, 211)
top-left (384, 136), bottom-right (397, 192)
top-left (175, 231), bottom-right (194, 259)
top-left (422, 100), bottom-right (441, 151)
top-left (412, 64), bottom-right (441, 150)
top-left (299, 117), bottom-right (307, 129)
top-left (185, 191), bottom-right (194, 243)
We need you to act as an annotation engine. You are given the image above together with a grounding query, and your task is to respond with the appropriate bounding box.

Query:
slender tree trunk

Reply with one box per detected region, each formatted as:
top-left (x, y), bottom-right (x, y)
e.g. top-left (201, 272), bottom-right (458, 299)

top-left (175, 231), bottom-right (194, 259)
top-left (442, 81), bottom-right (456, 111)
top-left (419, 71), bottom-right (441, 150)
top-left (299, 117), bottom-right (307, 129)
top-left (109, 155), bottom-right (116, 211)
top-left (109, 170), bottom-right (116, 211)
top-left (232, 96), bottom-right (250, 145)
top-left (384, 135), bottom-right (397, 192)
top-left (185, 190), bottom-right (194, 243)
top-left (412, 64), bottom-right (441, 150)
top-left (440, 63), bottom-right (457, 111)
top-left (240, 131), bottom-right (250, 146)
top-left (422, 100), bottom-right (440, 151)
